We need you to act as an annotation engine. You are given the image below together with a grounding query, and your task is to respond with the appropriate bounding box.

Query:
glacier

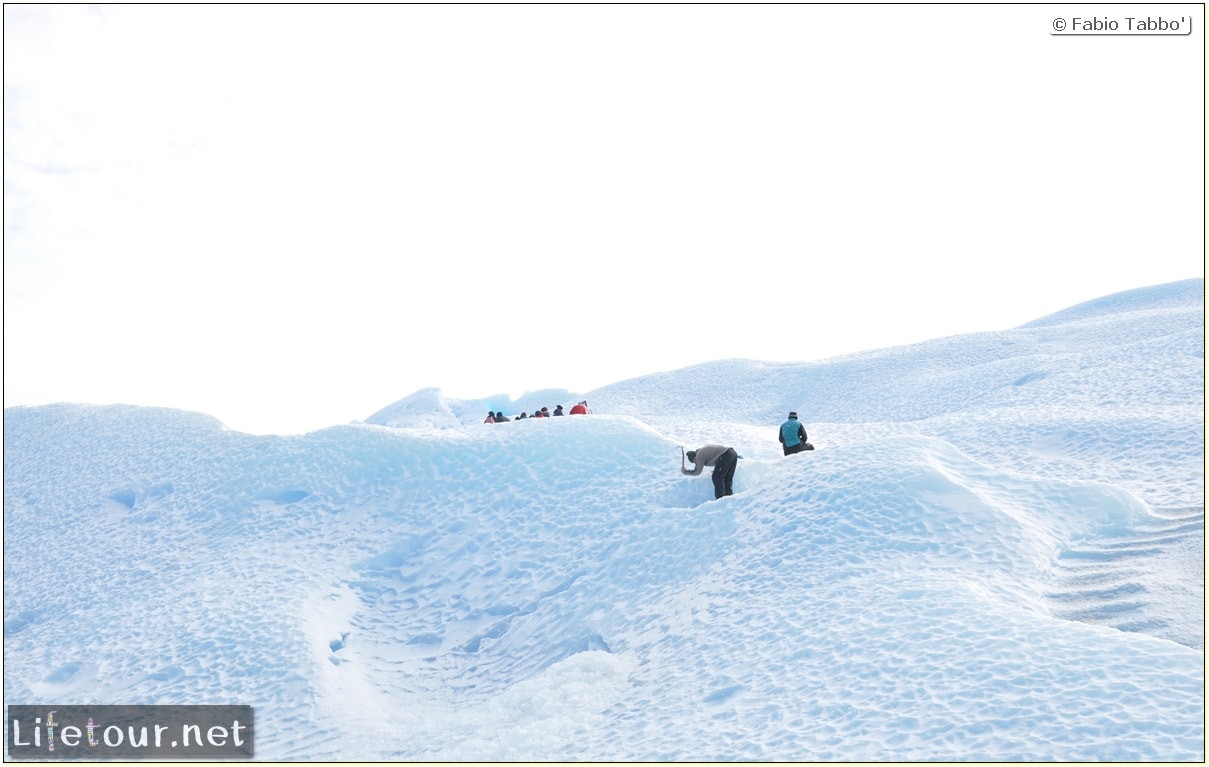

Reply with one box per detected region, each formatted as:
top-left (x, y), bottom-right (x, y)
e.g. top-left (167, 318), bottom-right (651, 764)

top-left (4, 278), bottom-right (1203, 761)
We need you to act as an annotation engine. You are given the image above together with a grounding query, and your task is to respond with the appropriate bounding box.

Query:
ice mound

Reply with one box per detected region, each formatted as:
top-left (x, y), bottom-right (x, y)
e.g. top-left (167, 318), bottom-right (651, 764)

top-left (4, 279), bottom-right (1202, 760)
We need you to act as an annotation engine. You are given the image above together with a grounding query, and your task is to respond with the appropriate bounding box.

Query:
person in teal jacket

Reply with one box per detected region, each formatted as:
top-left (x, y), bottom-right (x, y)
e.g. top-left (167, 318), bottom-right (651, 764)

top-left (779, 411), bottom-right (813, 456)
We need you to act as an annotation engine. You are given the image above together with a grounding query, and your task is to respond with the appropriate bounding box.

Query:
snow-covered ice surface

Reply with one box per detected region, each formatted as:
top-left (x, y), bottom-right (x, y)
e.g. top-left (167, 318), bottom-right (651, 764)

top-left (4, 279), bottom-right (1204, 761)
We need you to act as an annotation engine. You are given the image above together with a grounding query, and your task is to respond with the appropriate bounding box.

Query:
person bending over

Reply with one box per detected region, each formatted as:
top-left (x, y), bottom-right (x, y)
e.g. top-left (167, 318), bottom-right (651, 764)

top-left (681, 444), bottom-right (738, 500)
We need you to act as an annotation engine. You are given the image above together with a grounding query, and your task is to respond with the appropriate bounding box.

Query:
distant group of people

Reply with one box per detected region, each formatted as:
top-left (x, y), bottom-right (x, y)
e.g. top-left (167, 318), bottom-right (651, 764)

top-left (485, 400), bottom-right (590, 423)
top-left (681, 411), bottom-right (814, 500)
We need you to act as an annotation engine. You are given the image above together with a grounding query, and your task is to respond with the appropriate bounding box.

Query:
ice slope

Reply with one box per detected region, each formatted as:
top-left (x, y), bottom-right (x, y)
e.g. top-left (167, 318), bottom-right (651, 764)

top-left (3, 279), bottom-right (1203, 761)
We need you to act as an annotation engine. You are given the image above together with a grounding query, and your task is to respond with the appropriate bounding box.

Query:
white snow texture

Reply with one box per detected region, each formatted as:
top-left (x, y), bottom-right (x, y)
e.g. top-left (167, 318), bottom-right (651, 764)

top-left (4, 278), bottom-right (1204, 761)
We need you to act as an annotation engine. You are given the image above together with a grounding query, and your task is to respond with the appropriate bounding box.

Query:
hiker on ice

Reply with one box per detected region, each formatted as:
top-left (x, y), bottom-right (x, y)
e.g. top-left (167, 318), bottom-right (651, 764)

top-left (681, 445), bottom-right (738, 499)
top-left (779, 411), bottom-right (813, 456)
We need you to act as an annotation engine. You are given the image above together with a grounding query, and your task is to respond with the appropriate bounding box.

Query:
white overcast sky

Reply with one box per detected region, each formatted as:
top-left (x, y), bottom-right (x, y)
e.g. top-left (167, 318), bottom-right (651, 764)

top-left (5, 4), bottom-right (1204, 434)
